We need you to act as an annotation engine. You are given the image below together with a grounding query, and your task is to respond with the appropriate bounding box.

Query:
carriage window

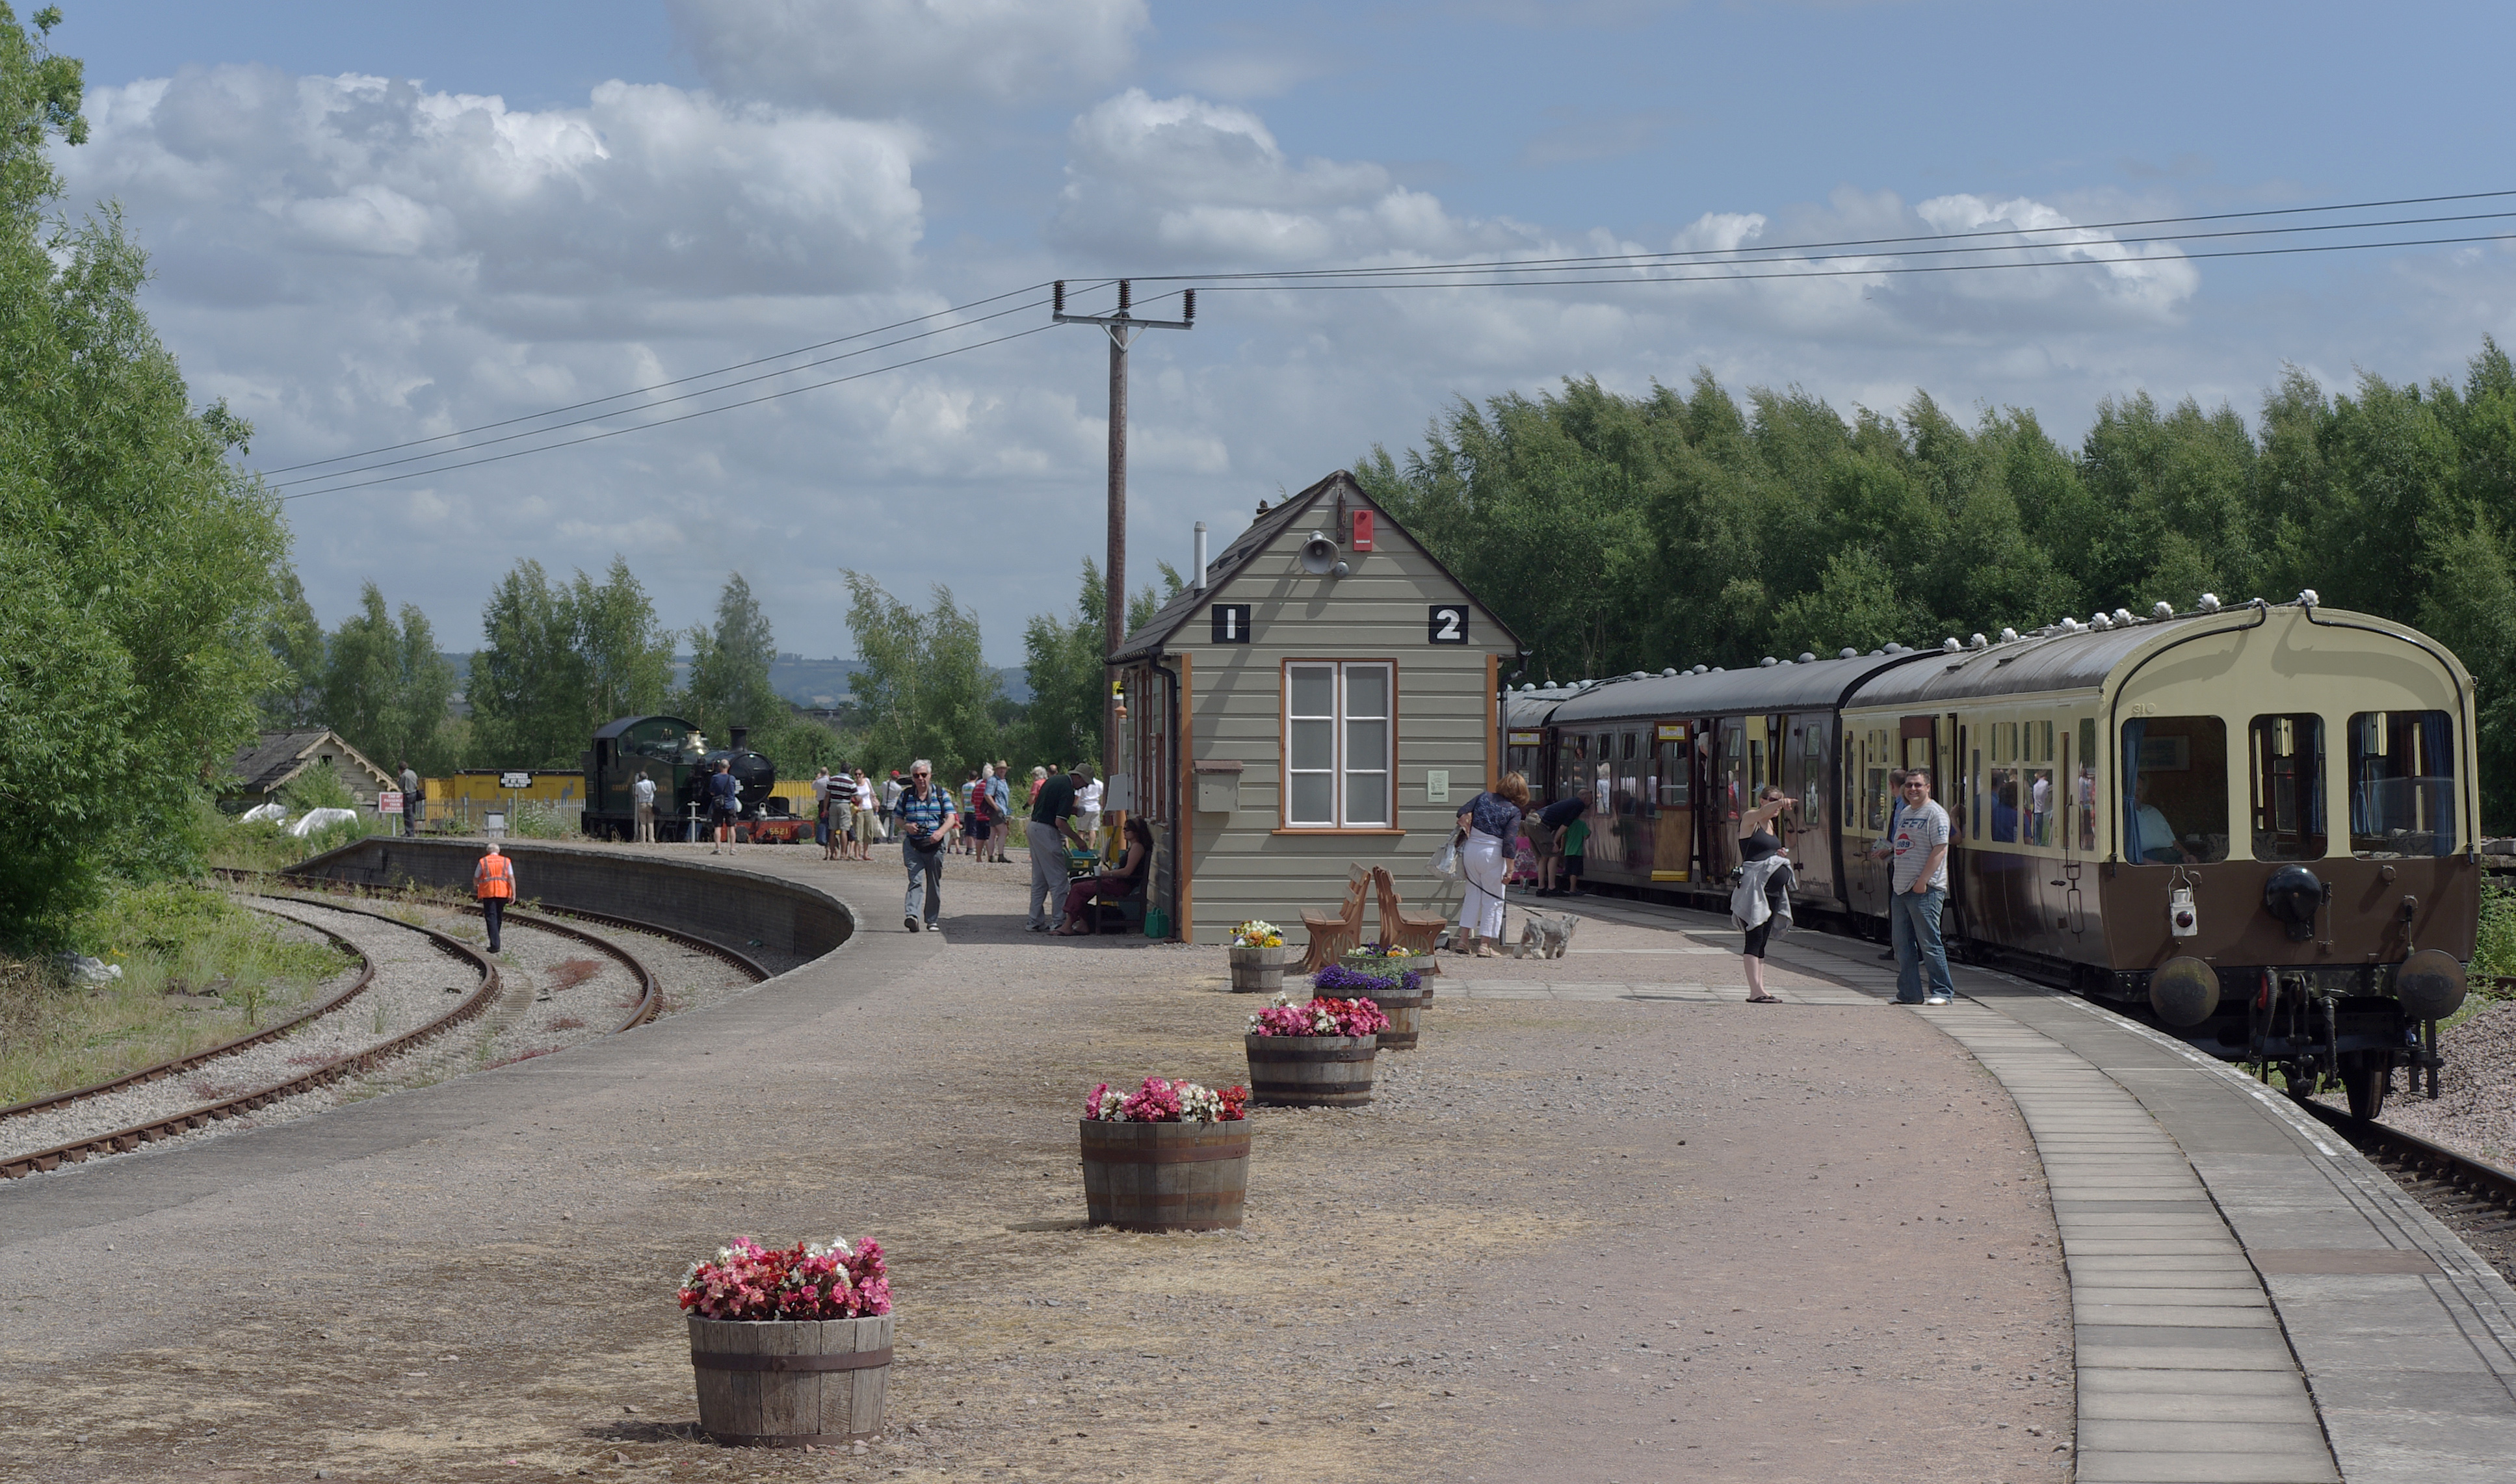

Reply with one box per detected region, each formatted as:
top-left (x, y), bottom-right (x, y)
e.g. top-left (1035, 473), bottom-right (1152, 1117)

top-left (1556, 733), bottom-right (1586, 807)
top-left (2077, 718), bottom-right (2099, 851)
top-left (1658, 737), bottom-right (1691, 807)
top-left (2025, 719), bottom-right (2055, 848)
top-left (2350, 711), bottom-right (2457, 857)
top-left (1969, 745), bottom-right (1984, 840)
top-left (1802, 722), bottom-right (1825, 822)
top-left (2249, 714), bottom-right (2327, 861)
top-left (2121, 716), bottom-right (2230, 863)
top-left (1861, 728), bottom-right (1890, 833)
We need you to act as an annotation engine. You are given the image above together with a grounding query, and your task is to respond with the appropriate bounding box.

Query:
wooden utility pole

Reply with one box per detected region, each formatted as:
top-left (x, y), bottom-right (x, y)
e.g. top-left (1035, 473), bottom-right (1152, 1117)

top-left (1053, 280), bottom-right (1193, 788)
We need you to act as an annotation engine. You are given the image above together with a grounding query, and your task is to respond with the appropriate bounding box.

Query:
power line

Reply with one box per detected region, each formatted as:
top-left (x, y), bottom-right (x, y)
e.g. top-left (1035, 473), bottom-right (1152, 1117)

top-left (276, 321), bottom-right (1062, 502)
top-left (1129, 188), bottom-right (2516, 285)
top-left (270, 294), bottom-right (1058, 491)
top-left (261, 281), bottom-right (1081, 476)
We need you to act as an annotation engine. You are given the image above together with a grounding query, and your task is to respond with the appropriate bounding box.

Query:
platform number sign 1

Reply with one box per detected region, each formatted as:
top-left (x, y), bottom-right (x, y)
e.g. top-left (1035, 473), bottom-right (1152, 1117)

top-left (1428, 604), bottom-right (1470, 644)
top-left (1211, 603), bottom-right (1253, 644)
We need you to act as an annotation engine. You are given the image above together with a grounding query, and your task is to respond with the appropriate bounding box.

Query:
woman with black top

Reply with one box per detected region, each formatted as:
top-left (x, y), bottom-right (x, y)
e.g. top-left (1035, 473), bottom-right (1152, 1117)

top-left (1053, 817), bottom-right (1154, 935)
top-left (1733, 785), bottom-right (1797, 1002)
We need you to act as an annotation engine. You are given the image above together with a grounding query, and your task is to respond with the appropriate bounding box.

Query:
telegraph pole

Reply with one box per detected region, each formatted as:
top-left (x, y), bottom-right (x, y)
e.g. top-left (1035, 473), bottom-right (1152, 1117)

top-left (1054, 280), bottom-right (1193, 789)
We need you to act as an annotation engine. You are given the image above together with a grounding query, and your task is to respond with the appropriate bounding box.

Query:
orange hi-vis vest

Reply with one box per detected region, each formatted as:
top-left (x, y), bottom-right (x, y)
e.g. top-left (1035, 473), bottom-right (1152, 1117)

top-left (474, 853), bottom-right (515, 900)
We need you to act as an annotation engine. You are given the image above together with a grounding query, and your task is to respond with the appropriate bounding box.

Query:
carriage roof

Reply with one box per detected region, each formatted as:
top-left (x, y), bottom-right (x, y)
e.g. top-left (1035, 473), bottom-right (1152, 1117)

top-left (1538, 649), bottom-right (1930, 725)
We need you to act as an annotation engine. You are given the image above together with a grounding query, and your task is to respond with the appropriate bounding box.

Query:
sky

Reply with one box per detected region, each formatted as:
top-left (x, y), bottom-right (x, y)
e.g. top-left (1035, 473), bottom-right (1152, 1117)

top-left (52, 0), bottom-right (2516, 664)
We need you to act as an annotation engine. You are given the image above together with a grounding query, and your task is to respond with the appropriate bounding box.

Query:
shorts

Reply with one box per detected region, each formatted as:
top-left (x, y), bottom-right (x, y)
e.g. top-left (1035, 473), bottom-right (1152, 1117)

top-left (1743, 920), bottom-right (1773, 959)
top-left (971, 817), bottom-right (993, 841)
top-left (1562, 855), bottom-right (1583, 877)
top-left (1524, 820), bottom-right (1560, 857)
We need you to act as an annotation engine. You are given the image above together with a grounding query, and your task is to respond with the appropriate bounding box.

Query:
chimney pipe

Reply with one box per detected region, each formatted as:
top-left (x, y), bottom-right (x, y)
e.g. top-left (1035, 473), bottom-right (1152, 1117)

top-left (729, 726), bottom-right (749, 753)
top-left (1193, 521), bottom-right (1208, 592)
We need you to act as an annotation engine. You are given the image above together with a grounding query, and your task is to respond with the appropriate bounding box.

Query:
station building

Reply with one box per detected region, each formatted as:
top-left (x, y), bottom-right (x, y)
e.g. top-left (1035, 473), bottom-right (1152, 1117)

top-left (1109, 469), bottom-right (1523, 944)
top-left (224, 729), bottom-right (395, 811)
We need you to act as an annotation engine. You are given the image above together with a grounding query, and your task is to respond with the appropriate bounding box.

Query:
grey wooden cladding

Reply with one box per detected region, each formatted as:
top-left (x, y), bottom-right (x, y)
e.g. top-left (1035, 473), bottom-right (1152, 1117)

top-left (1227, 946), bottom-right (1290, 993)
top-left (1244, 1033), bottom-right (1379, 1106)
top-left (1352, 983), bottom-right (1432, 1050)
top-left (688, 1313), bottom-right (892, 1445)
top-left (1078, 1120), bottom-right (1251, 1230)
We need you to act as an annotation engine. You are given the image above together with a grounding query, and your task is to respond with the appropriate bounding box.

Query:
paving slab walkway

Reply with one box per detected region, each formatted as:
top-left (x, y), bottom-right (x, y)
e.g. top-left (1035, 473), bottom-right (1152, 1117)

top-left (1565, 890), bottom-right (2516, 1483)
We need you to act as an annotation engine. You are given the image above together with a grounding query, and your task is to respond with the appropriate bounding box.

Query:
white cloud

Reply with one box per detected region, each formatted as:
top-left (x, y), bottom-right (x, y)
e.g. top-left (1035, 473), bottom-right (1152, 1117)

top-left (670, 0), bottom-right (1149, 112)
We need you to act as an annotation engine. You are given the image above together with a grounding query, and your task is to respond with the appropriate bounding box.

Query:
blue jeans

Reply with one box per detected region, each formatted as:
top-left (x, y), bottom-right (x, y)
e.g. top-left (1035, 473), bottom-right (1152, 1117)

top-left (903, 840), bottom-right (943, 926)
top-left (1891, 885), bottom-right (1954, 1003)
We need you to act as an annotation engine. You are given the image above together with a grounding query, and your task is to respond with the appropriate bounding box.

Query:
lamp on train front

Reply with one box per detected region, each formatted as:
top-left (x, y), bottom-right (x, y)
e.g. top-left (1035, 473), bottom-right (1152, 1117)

top-left (2262, 865), bottom-right (2325, 943)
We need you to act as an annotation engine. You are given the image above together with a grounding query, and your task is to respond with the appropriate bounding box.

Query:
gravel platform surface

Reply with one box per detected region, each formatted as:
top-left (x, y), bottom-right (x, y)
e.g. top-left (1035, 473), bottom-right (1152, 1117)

top-left (0, 857), bottom-right (2071, 1483)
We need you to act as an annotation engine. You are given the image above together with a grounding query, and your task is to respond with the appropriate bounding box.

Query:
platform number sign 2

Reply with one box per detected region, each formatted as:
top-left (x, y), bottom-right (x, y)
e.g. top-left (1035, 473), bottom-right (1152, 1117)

top-left (1211, 603), bottom-right (1253, 644)
top-left (1428, 604), bottom-right (1470, 644)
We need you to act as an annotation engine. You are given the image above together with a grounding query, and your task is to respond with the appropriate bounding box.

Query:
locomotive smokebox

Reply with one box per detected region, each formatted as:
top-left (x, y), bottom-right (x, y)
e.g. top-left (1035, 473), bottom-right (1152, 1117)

top-left (2394, 947), bottom-right (2468, 1023)
top-left (2148, 956), bottom-right (2220, 1027)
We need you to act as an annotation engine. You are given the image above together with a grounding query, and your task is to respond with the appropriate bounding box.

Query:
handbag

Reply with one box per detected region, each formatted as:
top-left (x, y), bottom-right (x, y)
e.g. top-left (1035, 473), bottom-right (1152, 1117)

top-left (1430, 829), bottom-right (1463, 880)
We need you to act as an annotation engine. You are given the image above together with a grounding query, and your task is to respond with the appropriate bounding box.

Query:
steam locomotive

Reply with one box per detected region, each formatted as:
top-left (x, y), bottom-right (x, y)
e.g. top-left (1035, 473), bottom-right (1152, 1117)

top-left (1502, 597), bottom-right (2476, 1118)
top-left (581, 716), bottom-right (778, 842)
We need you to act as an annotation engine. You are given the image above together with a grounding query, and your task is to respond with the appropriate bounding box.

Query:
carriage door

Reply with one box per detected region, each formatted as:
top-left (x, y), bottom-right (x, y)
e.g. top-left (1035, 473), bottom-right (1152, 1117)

top-left (1653, 722), bottom-right (1692, 882)
top-left (1787, 716), bottom-right (1831, 901)
top-left (1902, 715), bottom-right (1941, 901)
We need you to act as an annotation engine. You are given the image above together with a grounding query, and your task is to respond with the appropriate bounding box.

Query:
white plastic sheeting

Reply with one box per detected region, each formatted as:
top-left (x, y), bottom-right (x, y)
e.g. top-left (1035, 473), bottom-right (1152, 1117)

top-left (287, 807), bottom-right (360, 838)
top-left (240, 802), bottom-right (287, 824)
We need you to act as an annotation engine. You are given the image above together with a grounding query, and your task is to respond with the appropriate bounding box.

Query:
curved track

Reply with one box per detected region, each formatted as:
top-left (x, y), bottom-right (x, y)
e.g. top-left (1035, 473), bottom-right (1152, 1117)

top-left (1, 905), bottom-right (500, 1180)
top-left (2298, 1097), bottom-right (2516, 1266)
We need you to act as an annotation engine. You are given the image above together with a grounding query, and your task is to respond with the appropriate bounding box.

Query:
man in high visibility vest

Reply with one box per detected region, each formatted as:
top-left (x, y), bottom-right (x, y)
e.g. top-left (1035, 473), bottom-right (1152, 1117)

top-left (475, 841), bottom-right (516, 953)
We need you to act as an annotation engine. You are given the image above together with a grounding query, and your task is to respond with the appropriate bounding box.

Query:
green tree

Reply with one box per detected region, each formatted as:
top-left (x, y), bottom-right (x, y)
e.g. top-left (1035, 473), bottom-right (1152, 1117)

top-left (0, 6), bottom-right (293, 941)
top-left (845, 573), bottom-right (1001, 778)
top-left (574, 556), bottom-right (674, 725)
top-left (256, 564), bottom-right (326, 728)
top-left (1017, 558), bottom-right (1180, 772)
top-left (681, 572), bottom-right (780, 747)
top-left (469, 560), bottom-right (584, 767)
top-left (319, 585), bottom-right (457, 775)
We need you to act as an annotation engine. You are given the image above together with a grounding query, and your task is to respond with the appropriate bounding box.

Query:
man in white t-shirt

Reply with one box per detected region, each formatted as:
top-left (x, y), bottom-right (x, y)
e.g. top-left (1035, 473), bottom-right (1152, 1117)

top-left (631, 770), bottom-right (658, 844)
top-left (1868, 771), bottom-right (1954, 1005)
top-left (1076, 774), bottom-right (1105, 842)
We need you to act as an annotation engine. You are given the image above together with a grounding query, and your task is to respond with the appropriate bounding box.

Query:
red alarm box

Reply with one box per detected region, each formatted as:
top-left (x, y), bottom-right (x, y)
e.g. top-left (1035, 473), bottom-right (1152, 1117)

top-left (1351, 510), bottom-right (1374, 551)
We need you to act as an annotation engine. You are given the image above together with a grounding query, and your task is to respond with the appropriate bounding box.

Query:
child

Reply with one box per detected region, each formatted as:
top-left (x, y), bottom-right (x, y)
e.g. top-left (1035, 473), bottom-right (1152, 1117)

top-left (1560, 814), bottom-right (1590, 895)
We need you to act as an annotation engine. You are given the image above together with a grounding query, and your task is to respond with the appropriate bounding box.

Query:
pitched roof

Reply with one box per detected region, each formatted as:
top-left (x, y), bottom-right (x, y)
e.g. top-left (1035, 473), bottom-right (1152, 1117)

top-left (226, 730), bottom-right (394, 794)
top-left (1110, 469), bottom-right (1523, 662)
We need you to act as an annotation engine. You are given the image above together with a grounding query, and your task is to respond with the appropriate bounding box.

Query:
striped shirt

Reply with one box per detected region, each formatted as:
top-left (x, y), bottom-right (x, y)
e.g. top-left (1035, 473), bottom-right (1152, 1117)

top-left (895, 783), bottom-right (954, 842)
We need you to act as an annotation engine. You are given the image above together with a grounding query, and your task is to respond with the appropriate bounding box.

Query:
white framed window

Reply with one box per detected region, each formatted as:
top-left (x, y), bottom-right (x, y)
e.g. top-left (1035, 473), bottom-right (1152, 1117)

top-left (1283, 660), bottom-right (1395, 829)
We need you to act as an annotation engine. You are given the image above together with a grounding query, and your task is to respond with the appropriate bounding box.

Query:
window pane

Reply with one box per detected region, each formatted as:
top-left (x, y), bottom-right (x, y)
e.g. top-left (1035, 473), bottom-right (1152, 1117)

top-left (2350, 710), bottom-right (2456, 857)
top-left (1989, 766), bottom-right (2019, 843)
top-left (1344, 771), bottom-right (1389, 826)
top-left (1290, 772), bottom-right (1334, 824)
top-left (1971, 747), bottom-right (1984, 840)
top-left (1345, 718), bottom-right (1388, 773)
top-left (1290, 718), bottom-right (1334, 771)
top-left (1344, 665), bottom-right (1389, 720)
top-left (2122, 716), bottom-right (2231, 863)
top-left (1290, 664), bottom-right (1334, 718)
top-left (2026, 766), bottom-right (2054, 846)
top-left (2077, 719), bottom-right (2098, 850)
top-left (2249, 713), bottom-right (2327, 861)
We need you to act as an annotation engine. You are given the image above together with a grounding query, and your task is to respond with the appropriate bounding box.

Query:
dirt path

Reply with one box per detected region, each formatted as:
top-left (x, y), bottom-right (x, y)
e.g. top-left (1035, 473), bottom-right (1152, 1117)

top-left (0, 861), bottom-right (2071, 1482)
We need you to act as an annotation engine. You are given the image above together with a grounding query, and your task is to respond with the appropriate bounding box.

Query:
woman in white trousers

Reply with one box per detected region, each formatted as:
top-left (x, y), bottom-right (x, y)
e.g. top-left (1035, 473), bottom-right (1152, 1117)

top-left (1453, 772), bottom-right (1531, 957)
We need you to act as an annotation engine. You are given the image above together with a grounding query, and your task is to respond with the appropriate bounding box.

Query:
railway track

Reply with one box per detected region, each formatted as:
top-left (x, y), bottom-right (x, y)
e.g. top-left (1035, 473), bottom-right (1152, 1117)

top-left (1, 904), bottom-right (501, 1180)
top-left (2294, 1097), bottom-right (2516, 1278)
top-left (3, 876), bottom-right (774, 1183)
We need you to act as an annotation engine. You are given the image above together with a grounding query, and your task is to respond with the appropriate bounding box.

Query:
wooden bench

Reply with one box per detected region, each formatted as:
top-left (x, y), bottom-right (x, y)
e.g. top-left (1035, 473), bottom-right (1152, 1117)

top-left (1300, 865), bottom-right (1370, 974)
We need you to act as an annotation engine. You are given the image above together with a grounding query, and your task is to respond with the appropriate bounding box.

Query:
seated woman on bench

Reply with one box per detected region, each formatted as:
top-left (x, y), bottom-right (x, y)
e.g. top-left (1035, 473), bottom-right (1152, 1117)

top-left (1053, 818), bottom-right (1154, 935)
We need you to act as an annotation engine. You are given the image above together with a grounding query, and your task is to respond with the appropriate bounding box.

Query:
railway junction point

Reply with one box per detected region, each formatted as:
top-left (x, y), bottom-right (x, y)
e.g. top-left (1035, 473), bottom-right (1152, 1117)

top-left (0, 840), bottom-right (2509, 1482)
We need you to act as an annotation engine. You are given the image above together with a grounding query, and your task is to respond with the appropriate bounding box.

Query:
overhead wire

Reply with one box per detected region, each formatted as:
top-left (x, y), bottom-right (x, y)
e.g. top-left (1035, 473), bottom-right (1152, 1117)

top-left (262, 187), bottom-right (2516, 499)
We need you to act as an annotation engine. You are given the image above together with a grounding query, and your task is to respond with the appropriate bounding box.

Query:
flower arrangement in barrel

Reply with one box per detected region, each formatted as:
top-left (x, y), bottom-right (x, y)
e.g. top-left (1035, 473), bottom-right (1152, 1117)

top-left (1246, 993), bottom-right (1391, 1039)
top-left (1313, 960), bottom-right (1422, 996)
top-left (1229, 919), bottom-right (1285, 948)
top-left (678, 1234), bottom-right (891, 1321)
top-left (1084, 1076), bottom-right (1248, 1122)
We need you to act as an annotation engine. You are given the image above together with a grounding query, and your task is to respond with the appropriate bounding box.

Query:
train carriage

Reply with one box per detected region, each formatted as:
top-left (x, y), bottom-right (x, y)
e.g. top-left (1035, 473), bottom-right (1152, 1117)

top-left (1508, 598), bottom-right (2477, 1115)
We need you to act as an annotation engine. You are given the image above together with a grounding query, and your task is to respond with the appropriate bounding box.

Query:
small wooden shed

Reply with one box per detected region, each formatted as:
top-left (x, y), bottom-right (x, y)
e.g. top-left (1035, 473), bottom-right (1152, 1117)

top-left (1110, 469), bottom-right (1524, 944)
top-left (223, 730), bottom-right (395, 810)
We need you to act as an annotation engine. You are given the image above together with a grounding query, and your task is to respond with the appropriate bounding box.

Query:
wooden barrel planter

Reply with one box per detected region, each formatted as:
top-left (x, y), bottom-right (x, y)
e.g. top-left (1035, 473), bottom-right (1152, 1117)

top-left (1079, 1119), bottom-right (1251, 1230)
top-left (688, 1313), bottom-right (893, 1446)
top-left (1244, 1034), bottom-right (1378, 1108)
top-left (1353, 982), bottom-right (1433, 1051)
top-left (1227, 945), bottom-right (1291, 994)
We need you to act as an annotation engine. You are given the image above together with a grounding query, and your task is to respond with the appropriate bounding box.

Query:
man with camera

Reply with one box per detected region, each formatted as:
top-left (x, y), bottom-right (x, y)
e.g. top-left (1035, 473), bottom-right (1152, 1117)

top-left (895, 759), bottom-right (958, 934)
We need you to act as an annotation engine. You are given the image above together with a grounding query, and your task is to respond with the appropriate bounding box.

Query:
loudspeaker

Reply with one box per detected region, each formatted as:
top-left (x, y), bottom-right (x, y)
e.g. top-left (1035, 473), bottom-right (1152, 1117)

top-left (1300, 532), bottom-right (1339, 575)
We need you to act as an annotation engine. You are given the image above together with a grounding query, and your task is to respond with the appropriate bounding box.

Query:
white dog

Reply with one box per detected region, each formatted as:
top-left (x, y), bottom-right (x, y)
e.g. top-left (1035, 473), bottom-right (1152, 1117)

top-left (1514, 911), bottom-right (1580, 959)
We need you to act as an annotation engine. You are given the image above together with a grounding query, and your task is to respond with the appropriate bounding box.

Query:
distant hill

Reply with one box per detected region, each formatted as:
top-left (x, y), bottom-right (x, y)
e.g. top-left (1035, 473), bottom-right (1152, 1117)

top-left (439, 654), bottom-right (1030, 707)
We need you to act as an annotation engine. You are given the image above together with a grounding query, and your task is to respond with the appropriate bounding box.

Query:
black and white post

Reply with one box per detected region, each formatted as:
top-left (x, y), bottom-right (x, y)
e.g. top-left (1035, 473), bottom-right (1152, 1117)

top-left (1053, 279), bottom-right (1194, 787)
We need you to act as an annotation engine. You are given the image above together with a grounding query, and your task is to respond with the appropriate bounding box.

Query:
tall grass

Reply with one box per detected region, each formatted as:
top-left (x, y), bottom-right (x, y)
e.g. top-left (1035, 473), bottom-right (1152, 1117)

top-left (2470, 875), bottom-right (2516, 993)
